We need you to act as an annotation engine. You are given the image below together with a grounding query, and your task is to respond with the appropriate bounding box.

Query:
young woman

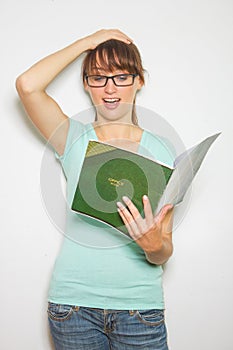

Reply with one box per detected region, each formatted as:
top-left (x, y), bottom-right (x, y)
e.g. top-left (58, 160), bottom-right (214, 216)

top-left (16, 29), bottom-right (174, 350)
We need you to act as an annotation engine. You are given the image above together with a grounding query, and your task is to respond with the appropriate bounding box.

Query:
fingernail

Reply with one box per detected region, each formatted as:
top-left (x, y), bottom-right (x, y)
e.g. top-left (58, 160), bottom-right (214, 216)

top-left (143, 195), bottom-right (148, 200)
top-left (117, 201), bottom-right (125, 209)
top-left (122, 196), bottom-right (130, 203)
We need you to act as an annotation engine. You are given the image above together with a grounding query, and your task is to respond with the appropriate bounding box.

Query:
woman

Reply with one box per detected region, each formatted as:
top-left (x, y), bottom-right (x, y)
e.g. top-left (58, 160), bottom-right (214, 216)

top-left (16, 29), bottom-right (174, 350)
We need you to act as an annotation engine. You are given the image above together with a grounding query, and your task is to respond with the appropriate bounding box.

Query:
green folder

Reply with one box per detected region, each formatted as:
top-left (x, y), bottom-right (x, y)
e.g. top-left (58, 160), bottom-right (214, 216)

top-left (71, 132), bottom-right (220, 236)
top-left (71, 140), bottom-right (173, 236)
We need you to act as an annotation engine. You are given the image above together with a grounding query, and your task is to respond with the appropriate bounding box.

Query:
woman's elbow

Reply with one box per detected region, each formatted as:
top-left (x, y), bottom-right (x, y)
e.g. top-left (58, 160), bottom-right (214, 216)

top-left (15, 73), bottom-right (35, 97)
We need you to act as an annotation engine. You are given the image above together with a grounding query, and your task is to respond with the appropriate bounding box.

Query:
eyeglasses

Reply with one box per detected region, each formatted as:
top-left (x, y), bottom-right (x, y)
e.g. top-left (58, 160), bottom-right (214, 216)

top-left (85, 73), bottom-right (138, 87)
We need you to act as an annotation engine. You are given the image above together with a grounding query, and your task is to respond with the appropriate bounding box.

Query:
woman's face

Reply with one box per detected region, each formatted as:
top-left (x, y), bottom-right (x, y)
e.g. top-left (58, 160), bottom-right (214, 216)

top-left (84, 68), bottom-right (142, 124)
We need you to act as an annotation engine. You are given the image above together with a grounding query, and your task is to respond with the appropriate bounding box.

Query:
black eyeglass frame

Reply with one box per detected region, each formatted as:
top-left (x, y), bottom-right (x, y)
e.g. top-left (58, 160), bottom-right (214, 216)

top-left (85, 73), bottom-right (139, 87)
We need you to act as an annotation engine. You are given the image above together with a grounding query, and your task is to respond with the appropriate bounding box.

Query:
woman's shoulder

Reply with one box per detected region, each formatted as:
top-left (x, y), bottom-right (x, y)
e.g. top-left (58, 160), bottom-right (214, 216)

top-left (141, 129), bottom-right (176, 166)
top-left (66, 118), bottom-right (95, 144)
top-left (56, 118), bottom-right (94, 161)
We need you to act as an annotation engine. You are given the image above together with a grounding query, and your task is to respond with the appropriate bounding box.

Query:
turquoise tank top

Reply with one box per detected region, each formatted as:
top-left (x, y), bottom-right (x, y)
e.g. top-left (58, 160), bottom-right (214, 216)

top-left (48, 118), bottom-right (174, 309)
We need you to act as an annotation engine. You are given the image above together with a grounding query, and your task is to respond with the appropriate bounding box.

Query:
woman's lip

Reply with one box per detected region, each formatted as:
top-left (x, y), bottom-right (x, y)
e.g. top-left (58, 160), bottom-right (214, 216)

top-left (102, 98), bottom-right (121, 110)
top-left (102, 98), bottom-right (121, 103)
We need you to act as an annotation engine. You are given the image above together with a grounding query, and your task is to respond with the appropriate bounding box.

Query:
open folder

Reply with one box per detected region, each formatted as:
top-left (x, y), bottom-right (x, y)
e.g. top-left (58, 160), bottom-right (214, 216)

top-left (71, 133), bottom-right (220, 236)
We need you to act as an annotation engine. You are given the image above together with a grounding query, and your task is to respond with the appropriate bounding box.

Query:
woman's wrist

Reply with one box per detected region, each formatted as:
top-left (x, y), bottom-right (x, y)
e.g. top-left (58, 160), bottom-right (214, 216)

top-left (66, 37), bottom-right (92, 59)
top-left (144, 239), bottom-right (173, 265)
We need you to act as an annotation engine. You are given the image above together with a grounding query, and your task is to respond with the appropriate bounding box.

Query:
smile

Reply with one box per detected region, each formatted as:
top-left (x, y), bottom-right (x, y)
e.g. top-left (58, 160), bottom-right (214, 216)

top-left (103, 98), bottom-right (121, 103)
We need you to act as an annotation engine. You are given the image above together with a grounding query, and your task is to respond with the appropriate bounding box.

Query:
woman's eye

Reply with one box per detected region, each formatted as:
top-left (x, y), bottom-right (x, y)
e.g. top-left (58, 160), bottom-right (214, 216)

top-left (117, 75), bottom-right (128, 81)
top-left (93, 76), bottom-right (105, 81)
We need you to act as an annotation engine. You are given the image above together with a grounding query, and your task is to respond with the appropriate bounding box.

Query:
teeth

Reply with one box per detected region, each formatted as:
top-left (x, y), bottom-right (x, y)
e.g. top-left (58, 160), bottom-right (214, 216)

top-left (103, 98), bottom-right (120, 103)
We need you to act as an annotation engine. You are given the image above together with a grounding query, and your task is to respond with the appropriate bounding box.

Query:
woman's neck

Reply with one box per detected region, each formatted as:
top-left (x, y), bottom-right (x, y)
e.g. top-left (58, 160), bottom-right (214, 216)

top-left (92, 121), bottom-right (142, 143)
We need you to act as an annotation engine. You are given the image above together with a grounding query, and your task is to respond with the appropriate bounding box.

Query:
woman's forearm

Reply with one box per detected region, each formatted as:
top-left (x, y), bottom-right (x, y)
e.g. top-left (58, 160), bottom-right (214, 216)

top-left (17, 37), bottom-right (90, 93)
top-left (15, 29), bottom-right (133, 152)
top-left (16, 29), bottom-right (132, 94)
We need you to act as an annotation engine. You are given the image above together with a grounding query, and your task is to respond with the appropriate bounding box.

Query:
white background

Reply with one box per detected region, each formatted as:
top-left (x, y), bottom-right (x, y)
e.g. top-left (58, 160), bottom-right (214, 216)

top-left (1, 0), bottom-right (233, 349)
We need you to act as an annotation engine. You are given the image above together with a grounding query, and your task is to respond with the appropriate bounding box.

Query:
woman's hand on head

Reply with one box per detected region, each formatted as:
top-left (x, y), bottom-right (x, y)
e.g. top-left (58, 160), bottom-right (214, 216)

top-left (85, 29), bottom-right (133, 50)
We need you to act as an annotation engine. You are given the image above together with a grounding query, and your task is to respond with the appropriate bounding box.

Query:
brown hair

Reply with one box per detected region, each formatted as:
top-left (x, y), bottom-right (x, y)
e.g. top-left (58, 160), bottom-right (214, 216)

top-left (82, 39), bottom-right (145, 125)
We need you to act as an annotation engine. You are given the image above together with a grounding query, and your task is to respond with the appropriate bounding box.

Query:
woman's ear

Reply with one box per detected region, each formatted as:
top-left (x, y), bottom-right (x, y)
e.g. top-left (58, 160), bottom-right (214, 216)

top-left (83, 80), bottom-right (89, 92)
top-left (137, 79), bottom-right (143, 91)
top-left (136, 76), bottom-right (144, 90)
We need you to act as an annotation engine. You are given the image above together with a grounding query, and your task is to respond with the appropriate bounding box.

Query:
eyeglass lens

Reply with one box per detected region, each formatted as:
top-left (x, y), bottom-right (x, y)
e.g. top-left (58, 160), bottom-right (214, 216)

top-left (87, 74), bottom-right (136, 87)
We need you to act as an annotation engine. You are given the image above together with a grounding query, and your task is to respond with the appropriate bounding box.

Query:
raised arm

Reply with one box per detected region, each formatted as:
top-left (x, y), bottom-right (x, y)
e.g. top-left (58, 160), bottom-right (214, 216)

top-left (15, 29), bottom-right (132, 155)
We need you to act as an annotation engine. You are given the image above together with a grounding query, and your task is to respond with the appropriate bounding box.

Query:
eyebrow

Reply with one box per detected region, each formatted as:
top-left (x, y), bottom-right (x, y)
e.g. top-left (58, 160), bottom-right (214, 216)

top-left (89, 67), bottom-right (129, 75)
top-left (91, 67), bottom-right (105, 72)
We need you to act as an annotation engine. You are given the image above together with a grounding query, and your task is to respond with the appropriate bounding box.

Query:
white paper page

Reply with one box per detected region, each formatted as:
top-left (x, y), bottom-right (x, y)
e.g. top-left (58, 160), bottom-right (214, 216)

top-left (156, 132), bottom-right (221, 212)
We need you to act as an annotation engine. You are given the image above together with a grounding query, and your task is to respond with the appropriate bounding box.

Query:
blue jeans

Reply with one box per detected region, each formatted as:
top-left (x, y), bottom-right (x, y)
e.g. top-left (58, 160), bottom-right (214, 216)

top-left (47, 303), bottom-right (169, 349)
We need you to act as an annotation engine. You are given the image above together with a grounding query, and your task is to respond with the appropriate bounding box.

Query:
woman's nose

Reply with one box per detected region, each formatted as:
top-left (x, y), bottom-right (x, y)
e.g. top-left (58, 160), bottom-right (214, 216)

top-left (104, 78), bottom-right (117, 93)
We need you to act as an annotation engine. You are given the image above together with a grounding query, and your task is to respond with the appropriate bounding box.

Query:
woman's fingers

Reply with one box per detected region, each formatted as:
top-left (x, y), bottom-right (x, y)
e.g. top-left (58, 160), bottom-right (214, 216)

top-left (117, 196), bottom-right (149, 234)
top-left (117, 201), bottom-right (140, 239)
top-left (117, 197), bottom-right (173, 239)
top-left (88, 29), bottom-right (133, 50)
top-left (122, 196), bottom-right (147, 232)
top-left (107, 29), bottom-right (133, 43)
top-left (154, 204), bottom-right (174, 225)
top-left (142, 195), bottom-right (154, 228)
top-left (117, 205), bottom-right (135, 238)
top-left (122, 196), bottom-right (140, 217)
